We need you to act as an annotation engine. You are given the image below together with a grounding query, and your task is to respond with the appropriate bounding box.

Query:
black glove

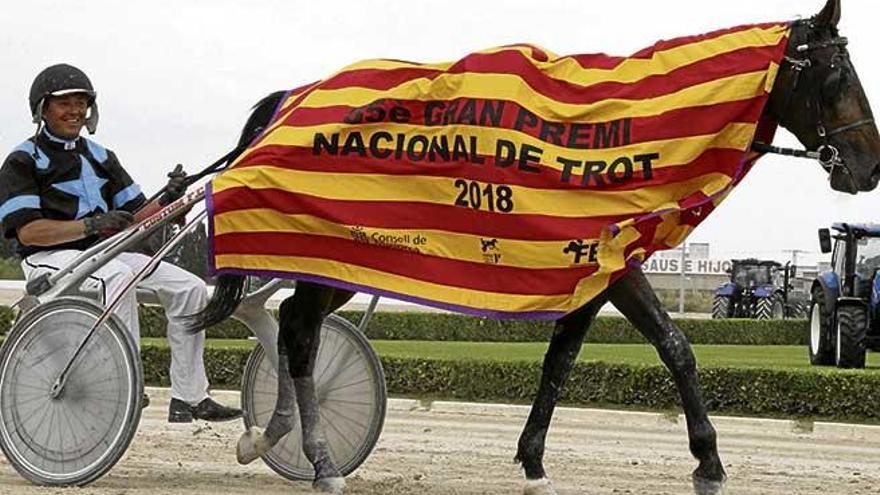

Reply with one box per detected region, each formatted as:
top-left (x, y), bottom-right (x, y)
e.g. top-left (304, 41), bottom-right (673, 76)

top-left (84, 210), bottom-right (135, 237)
top-left (159, 164), bottom-right (187, 206)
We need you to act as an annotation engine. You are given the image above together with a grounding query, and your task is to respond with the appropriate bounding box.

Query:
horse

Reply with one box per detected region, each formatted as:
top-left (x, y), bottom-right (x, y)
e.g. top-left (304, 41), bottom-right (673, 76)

top-left (188, 1), bottom-right (880, 493)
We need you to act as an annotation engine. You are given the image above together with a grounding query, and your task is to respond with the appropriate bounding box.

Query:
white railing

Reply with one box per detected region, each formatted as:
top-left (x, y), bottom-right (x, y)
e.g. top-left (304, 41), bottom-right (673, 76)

top-left (0, 280), bottom-right (632, 315)
top-left (0, 279), bottom-right (430, 312)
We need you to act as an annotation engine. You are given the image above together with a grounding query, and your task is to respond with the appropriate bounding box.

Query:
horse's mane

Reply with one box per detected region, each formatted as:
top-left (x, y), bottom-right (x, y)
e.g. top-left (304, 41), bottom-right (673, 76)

top-left (238, 90), bottom-right (287, 146)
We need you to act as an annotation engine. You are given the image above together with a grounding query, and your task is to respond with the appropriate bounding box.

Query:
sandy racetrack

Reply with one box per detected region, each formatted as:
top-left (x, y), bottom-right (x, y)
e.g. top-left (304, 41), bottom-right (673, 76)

top-left (1, 388), bottom-right (879, 495)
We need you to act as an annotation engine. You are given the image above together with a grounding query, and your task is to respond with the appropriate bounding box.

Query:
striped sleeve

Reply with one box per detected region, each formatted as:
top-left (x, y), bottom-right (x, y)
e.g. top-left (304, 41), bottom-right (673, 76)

top-left (0, 151), bottom-right (44, 239)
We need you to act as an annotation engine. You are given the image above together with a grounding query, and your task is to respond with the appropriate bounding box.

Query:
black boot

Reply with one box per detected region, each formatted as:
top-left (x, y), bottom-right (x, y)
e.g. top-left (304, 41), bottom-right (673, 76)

top-left (192, 397), bottom-right (243, 422)
top-left (168, 397), bottom-right (242, 423)
top-left (168, 397), bottom-right (194, 423)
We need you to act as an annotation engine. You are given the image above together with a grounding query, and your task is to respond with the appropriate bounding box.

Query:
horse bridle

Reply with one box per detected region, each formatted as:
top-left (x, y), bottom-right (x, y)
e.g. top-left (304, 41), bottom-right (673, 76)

top-left (751, 22), bottom-right (874, 183)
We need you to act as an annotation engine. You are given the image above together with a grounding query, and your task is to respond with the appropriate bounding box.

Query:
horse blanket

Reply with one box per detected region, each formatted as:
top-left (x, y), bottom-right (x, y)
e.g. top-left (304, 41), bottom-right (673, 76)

top-left (207, 22), bottom-right (790, 318)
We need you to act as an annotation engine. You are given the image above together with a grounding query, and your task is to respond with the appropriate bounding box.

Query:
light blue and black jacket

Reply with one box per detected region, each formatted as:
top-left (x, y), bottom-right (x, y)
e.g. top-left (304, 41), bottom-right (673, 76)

top-left (0, 129), bottom-right (146, 257)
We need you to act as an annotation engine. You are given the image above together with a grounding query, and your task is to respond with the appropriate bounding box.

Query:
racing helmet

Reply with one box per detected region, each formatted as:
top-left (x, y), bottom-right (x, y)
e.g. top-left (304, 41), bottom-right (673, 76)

top-left (29, 63), bottom-right (99, 134)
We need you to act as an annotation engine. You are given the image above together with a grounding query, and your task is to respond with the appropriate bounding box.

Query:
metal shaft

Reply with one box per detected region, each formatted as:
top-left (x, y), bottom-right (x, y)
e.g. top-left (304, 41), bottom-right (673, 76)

top-left (50, 208), bottom-right (208, 398)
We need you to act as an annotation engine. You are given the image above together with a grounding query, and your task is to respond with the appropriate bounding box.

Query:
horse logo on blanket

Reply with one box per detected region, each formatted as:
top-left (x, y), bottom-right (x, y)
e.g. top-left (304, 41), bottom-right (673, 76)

top-left (208, 22), bottom-right (790, 318)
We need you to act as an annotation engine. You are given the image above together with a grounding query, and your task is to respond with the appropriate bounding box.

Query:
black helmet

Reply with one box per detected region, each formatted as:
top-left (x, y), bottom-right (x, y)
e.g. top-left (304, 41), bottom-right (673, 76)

top-left (29, 63), bottom-right (99, 134)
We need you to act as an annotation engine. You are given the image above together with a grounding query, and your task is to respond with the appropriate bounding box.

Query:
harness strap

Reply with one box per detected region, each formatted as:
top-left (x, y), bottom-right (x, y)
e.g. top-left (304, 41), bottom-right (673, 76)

top-left (796, 37), bottom-right (848, 52)
top-left (779, 56), bottom-right (808, 119)
top-left (750, 142), bottom-right (819, 160)
top-left (825, 118), bottom-right (875, 137)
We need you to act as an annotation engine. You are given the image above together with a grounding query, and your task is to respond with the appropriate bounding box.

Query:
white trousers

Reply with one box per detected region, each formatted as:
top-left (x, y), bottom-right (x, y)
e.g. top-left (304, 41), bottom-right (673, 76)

top-left (22, 250), bottom-right (210, 405)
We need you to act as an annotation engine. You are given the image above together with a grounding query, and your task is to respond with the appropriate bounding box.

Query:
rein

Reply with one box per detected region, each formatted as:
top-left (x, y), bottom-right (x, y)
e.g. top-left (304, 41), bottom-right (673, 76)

top-left (750, 23), bottom-right (873, 183)
top-left (142, 127), bottom-right (263, 206)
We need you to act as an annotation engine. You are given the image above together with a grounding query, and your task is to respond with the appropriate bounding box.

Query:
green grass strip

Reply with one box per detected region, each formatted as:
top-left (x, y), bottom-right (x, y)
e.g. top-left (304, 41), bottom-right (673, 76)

top-left (150, 338), bottom-right (880, 372)
top-left (138, 339), bottom-right (880, 421)
top-left (370, 340), bottom-right (880, 372)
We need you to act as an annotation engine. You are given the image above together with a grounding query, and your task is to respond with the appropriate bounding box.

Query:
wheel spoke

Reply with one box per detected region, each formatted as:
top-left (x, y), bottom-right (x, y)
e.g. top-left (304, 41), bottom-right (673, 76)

top-left (0, 298), bottom-right (141, 485)
top-left (241, 317), bottom-right (384, 481)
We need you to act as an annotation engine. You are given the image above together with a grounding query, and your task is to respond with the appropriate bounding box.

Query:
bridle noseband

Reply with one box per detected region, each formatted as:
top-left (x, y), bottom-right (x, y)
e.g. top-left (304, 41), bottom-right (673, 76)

top-left (751, 22), bottom-right (873, 183)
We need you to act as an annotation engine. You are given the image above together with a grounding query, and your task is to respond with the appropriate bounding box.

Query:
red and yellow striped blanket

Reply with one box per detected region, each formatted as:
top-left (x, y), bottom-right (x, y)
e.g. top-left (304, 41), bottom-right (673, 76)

top-left (208, 22), bottom-right (790, 318)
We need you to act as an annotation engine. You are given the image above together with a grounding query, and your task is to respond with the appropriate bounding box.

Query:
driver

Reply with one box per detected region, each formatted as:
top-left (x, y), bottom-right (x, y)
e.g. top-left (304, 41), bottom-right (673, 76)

top-left (0, 64), bottom-right (241, 423)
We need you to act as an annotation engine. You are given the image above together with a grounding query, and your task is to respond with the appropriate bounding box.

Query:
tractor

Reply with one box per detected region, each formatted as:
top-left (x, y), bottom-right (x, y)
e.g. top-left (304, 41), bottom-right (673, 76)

top-left (809, 223), bottom-right (880, 368)
top-left (712, 259), bottom-right (805, 319)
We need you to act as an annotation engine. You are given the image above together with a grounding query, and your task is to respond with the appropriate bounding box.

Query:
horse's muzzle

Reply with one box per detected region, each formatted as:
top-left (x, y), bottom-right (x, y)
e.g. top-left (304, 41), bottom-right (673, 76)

top-left (829, 161), bottom-right (880, 193)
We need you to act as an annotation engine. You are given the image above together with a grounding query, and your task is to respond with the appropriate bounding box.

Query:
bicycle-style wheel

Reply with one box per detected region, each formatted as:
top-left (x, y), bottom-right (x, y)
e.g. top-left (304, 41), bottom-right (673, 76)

top-left (0, 297), bottom-right (142, 486)
top-left (240, 313), bottom-right (386, 481)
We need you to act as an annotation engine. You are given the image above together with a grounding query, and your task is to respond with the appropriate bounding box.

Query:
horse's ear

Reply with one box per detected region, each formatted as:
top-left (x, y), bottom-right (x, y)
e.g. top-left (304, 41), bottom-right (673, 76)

top-left (815, 0), bottom-right (841, 27)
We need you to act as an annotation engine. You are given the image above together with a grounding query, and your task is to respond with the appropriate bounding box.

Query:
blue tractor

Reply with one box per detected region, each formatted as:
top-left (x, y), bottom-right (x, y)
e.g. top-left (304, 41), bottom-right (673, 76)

top-left (809, 223), bottom-right (880, 368)
top-left (712, 259), bottom-right (803, 320)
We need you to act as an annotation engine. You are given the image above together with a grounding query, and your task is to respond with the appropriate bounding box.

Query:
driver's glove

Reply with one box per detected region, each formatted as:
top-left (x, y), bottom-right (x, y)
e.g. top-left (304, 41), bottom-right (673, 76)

top-left (84, 210), bottom-right (135, 237)
top-left (159, 164), bottom-right (187, 206)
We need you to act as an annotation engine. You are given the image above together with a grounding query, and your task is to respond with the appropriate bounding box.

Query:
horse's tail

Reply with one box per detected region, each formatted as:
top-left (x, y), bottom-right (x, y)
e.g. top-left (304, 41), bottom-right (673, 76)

top-left (186, 274), bottom-right (247, 330)
top-left (185, 90), bottom-right (287, 332)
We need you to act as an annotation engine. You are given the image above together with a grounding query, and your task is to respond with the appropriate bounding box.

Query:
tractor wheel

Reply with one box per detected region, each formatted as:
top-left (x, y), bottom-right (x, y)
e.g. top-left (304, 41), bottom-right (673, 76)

top-left (755, 297), bottom-right (774, 320)
top-left (711, 296), bottom-right (731, 319)
top-left (809, 288), bottom-right (835, 365)
top-left (835, 305), bottom-right (867, 369)
top-left (771, 295), bottom-right (785, 319)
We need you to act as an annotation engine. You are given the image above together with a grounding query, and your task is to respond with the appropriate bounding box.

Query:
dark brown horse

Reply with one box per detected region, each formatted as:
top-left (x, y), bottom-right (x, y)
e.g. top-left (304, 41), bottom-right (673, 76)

top-left (189, 1), bottom-right (880, 493)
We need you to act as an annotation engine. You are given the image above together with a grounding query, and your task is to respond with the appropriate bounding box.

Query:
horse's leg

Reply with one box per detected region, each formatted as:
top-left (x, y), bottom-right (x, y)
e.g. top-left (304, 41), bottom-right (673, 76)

top-left (237, 285), bottom-right (357, 466)
top-left (238, 283), bottom-right (349, 493)
top-left (283, 282), bottom-right (354, 493)
top-left (515, 297), bottom-right (605, 495)
top-left (236, 337), bottom-right (297, 464)
top-left (607, 269), bottom-right (725, 494)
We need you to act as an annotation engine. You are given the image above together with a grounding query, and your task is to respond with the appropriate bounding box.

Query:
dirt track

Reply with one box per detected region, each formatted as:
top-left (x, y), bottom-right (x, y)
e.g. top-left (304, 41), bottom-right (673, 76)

top-left (2, 389), bottom-right (879, 495)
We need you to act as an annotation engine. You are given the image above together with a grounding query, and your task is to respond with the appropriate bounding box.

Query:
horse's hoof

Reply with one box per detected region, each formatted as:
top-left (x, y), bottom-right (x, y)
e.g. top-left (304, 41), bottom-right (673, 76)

top-left (692, 475), bottom-right (726, 495)
top-left (313, 476), bottom-right (345, 494)
top-left (236, 427), bottom-right (270, 465)
top-left (523, 477), bottom-right (557, 495)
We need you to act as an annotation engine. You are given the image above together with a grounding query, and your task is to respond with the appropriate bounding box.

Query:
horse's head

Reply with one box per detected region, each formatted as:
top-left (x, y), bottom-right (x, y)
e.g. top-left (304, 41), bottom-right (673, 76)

top-left (765, 0), bottom-right (880, 193)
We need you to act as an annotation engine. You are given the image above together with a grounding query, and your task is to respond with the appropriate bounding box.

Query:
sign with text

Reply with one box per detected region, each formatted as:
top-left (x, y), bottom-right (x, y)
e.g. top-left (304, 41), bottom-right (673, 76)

top-left (641, 257), bottom-right (732, 275)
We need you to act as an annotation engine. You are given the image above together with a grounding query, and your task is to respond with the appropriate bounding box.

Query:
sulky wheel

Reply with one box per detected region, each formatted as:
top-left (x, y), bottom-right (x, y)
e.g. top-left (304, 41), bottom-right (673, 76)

top-left (0, 297), bottom-right (142, 486)
top-left (240, 313), bottom-right (386, 481)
